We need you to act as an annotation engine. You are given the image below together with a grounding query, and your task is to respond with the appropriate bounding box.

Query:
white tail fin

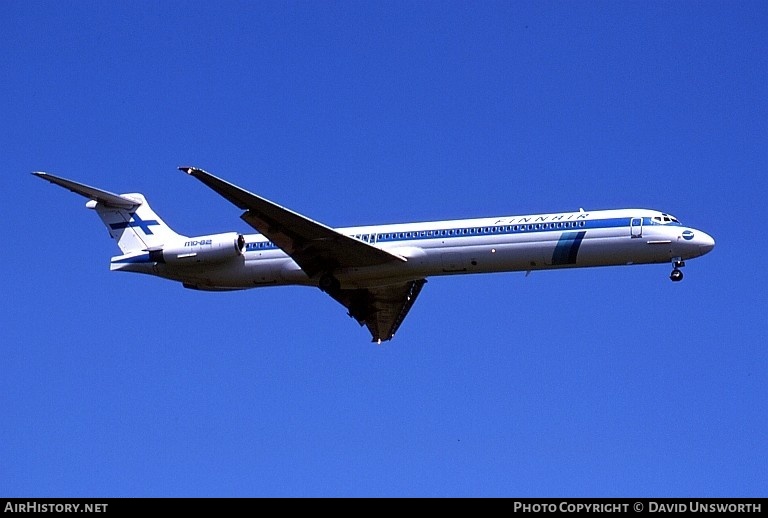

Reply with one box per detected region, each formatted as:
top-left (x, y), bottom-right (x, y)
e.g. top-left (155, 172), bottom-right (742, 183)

top-left (33, 172), bottom-right (186, 254)
top-left (90, 193), bottom-right (185, 253)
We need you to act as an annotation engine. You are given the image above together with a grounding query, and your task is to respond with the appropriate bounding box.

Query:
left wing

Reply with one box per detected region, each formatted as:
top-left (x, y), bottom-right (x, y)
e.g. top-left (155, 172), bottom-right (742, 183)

top-left (180, 167), bottom-right (405, 277)
top-left (328, 279), bottom-right (427, 343)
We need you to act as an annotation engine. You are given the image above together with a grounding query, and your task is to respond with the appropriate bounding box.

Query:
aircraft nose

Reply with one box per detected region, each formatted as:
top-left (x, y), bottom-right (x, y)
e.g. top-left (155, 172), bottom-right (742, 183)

top-left (697, 231), bottom-right (715, 255)
top-left (679, 228), bottom-right (715, 258)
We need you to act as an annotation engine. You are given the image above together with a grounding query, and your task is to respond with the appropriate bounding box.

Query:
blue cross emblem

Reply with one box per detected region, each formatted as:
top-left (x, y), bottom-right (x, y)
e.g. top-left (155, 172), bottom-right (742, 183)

top-left (110, 213), bottom-right (160, 235)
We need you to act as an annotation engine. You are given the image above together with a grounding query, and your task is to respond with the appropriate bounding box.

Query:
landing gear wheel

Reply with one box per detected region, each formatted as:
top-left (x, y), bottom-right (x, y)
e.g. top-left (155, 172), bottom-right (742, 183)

top-left (670, 269), bottom-right (683, 282)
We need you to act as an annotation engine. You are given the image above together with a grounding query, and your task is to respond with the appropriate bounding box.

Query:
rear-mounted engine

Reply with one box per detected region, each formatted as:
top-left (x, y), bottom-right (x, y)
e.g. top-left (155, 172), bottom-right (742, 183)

top-left (151, 232), bottom-right (245, 264)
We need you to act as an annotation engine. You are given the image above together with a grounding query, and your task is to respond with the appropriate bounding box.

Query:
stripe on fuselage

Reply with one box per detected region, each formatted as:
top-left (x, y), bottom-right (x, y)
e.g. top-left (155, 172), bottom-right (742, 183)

top-left (552, 231), bottom-right (586, 265)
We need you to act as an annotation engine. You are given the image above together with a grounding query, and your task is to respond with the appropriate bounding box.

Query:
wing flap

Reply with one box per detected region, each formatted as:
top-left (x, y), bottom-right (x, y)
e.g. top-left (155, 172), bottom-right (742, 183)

top-left (327, 279), bottom-right (427, 343)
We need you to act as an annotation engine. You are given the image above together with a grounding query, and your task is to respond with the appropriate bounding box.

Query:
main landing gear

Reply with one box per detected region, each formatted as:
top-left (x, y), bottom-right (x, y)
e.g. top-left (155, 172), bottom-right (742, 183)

top-left (318, 273), bottom-right (341, 295)
top-left (670, 259), bottom-right (685, 282)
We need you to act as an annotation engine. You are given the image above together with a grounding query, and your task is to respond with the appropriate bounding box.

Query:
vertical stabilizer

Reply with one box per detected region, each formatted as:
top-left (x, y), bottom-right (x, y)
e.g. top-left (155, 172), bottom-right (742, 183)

top-left (90, 193), bottom-right (184, 253)
top-left (33, 172), bottom-right (185, 254)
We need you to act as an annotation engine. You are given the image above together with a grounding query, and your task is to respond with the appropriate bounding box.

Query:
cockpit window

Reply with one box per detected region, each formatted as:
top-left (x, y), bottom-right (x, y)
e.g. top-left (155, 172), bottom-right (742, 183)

top-left (652, 213), bottom-right (681, 225)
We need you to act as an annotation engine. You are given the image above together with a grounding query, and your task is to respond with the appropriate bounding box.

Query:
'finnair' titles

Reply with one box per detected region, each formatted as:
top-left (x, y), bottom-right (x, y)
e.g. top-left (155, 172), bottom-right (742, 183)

top-left (493, 212), bottom-right (590, 225)
top-left (33, 167), bottom-right (715, 343)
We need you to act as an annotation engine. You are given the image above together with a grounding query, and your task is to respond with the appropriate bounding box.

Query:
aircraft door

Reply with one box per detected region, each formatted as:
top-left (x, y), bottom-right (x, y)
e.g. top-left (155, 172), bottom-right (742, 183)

top-left (630, 217), bottom-right (642, 238)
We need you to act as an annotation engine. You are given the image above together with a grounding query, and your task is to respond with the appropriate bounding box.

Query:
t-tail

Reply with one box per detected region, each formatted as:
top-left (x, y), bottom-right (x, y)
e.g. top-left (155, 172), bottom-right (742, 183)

top-left (32, 172), bottom-right (185, 271)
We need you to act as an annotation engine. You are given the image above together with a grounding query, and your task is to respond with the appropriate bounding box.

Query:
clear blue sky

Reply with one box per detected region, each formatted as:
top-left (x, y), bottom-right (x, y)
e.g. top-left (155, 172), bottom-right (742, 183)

top-left (2, 1), bottom-right (766, 497)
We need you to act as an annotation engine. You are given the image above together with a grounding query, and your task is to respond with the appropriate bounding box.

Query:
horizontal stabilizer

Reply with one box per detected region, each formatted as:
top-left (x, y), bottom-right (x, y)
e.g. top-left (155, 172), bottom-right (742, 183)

top-left (32, 172), bottom-right (141, 209)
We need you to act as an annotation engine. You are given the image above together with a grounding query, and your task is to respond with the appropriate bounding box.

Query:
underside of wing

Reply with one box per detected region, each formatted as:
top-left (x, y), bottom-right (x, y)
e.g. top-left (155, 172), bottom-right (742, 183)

top-left (326, 279), bottom-right (427, 343)
top-left (180, 166), bottom-right (425, 343)
top-left (180, 167), bottom-right (404, 277)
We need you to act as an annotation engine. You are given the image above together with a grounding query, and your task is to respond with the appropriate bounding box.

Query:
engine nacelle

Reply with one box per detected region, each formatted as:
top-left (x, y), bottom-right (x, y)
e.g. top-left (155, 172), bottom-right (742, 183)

top-left (152, 232), bottom-right (245, 265)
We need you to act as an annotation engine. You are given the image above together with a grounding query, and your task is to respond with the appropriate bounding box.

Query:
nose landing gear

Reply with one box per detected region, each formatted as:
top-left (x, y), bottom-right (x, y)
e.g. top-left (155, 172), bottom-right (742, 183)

top-left (670, 259), bottom-right (685, 282)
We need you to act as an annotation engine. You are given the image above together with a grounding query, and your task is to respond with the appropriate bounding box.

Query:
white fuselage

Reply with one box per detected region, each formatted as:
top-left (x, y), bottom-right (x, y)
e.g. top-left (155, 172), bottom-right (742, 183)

top-left (35, 168), bottom-right (717, 341)
top-left (113, 208), bottom-right (715, 291)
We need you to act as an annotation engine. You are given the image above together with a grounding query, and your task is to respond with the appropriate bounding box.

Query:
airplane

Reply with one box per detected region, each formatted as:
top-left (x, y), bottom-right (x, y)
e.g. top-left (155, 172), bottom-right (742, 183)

top-left (33, 167), bottom-right (715, 343)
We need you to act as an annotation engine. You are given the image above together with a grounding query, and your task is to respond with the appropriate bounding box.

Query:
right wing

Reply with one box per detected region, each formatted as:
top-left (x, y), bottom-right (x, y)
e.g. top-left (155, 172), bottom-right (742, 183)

top-left (181, 167), bottom-right (428, 341)
top-left (180, 167), bottom-right (405, 278)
